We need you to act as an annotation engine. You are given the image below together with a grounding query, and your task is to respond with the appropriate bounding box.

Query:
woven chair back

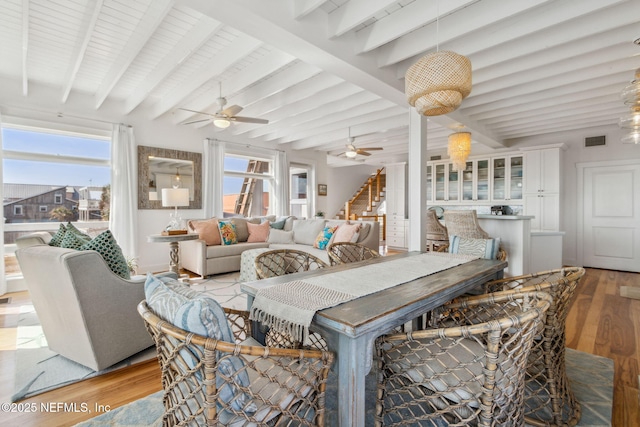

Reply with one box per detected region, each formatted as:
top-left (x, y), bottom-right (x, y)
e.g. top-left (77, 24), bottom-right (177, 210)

top-left (254, 249), bottom-right (328, 279)
top-left (443, 210), bottom-right (489, 239)
top-left (138, 301), bottom-right (334, 426)
top-left (376, 290), bottom-right (551, 426)
top-left (326, 242), bottom-right (380, 266)
top-left (426, 209), bottom-right (449, 251)
top-left (483, 267), bottom-right (586, 426)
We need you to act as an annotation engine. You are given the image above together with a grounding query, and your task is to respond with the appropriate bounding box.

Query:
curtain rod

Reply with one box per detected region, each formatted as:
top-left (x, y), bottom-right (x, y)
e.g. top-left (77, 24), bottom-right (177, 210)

top-left (209, 138), bottom-right (285, 153)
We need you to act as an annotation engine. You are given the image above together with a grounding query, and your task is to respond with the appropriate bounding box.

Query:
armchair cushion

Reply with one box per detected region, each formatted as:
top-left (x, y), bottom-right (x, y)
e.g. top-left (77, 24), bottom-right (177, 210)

top-left (79, 230), bottom-right (130, 279)
top-left (448, 235), bottom-right (501, 260)
top-left (144, 274), bottom-right (255, 414)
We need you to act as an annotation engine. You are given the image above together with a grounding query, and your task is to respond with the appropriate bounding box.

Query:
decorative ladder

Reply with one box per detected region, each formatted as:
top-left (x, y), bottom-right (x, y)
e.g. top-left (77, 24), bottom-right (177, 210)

top-left (235, 160), bottom-right (268, 216)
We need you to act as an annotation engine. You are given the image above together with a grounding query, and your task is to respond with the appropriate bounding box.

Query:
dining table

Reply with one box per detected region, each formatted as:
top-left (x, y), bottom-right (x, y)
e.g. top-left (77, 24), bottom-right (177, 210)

top-left (240, 251), bottom-right (507, 426)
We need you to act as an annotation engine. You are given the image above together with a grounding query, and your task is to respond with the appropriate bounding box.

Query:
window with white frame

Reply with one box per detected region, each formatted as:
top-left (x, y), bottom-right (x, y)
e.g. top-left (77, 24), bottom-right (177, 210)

top-left (54, 193), bottom-right (63, 204)
top-left (39, 205), bottom-right (47, 212)
top-left (13, 205), bottom-right (23, 215)
top-left (223, 153), bottom-right (274, 217)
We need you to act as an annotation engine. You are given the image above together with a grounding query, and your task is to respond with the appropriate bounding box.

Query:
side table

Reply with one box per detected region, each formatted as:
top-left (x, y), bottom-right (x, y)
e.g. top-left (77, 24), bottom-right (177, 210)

top-left (147, 233), bottom-right (199, 275)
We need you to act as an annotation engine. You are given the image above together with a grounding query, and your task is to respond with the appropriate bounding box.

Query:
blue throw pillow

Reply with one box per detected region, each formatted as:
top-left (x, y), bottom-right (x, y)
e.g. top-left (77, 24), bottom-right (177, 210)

top-left (144, 274), bottom-right (256, 414)
top-left (269, 218), bottom-right (286, 230)
top-left (448, 235), bottom-right (501, 260)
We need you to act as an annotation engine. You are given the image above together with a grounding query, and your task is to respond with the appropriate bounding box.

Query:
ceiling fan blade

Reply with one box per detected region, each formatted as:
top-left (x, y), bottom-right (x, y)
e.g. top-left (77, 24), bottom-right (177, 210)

top-left (221, 105), bottom-right (243, 116)
top-left (181, 118), bottom-right (211, 125)
top-left (230, 116), bottom-right (269, 124)
top-left (363, 147), bottom-right (383, 151)
top-left (357, 150), bottom-right (372, 156)
top-left (178, 107), bottom-right (212, 116)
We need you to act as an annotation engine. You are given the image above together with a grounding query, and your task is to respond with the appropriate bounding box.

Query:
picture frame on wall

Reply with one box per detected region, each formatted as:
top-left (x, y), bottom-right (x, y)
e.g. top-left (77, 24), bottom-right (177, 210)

top-left (318, 184), bottom-right (327, 196)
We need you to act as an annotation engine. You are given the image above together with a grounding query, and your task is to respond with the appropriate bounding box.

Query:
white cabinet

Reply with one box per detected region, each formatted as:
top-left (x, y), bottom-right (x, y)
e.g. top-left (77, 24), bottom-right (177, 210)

top-left (523, 147), bottom-right (562, 231)
top-left (386, 163), bottom-right (408, 248)
top-left (491, 155), bottom-right (523, 202)
top-left (461, 159), bottom-right (490, 202)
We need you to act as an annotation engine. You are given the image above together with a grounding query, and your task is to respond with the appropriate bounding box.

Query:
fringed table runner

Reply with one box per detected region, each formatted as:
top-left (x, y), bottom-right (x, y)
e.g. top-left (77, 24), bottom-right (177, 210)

top-left (250, 252), bottom-right (478, 344)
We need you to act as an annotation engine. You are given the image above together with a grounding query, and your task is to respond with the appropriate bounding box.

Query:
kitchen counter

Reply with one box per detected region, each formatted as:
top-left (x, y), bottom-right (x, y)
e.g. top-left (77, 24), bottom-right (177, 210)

top-left (477, 215), bottom-right (532, 276)
top-left (477, 214), bottom-right (535, 220)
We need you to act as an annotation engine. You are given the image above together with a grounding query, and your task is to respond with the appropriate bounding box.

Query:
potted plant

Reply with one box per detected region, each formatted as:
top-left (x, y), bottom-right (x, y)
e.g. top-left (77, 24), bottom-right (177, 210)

top-left (315, 211), bottom-right (325, 219)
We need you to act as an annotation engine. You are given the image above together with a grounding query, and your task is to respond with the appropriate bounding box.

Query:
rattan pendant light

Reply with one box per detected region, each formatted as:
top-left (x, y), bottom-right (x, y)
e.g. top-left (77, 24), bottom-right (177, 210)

top-left (620, 68), bottom-right (640, 144)
top-left (405, 2), bottom-right (471, 116)
top-left (448, 131), bottom-right (471, 171)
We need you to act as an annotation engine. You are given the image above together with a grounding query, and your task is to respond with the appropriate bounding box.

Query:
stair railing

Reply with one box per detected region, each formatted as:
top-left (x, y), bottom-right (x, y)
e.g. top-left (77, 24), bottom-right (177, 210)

top-left (344, 168), bottom-right (384, 218)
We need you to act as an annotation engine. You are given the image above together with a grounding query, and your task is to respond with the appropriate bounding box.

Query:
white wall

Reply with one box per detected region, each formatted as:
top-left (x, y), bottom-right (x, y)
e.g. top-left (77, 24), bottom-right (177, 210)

top-left (325, 164), bottom-right (381, 218)
top-left (508, 124), bottom-right (640, 267)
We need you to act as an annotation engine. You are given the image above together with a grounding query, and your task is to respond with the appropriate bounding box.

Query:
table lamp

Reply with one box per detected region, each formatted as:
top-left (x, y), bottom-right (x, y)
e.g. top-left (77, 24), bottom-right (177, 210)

top-left (162, 188), bottom-right (189, 231)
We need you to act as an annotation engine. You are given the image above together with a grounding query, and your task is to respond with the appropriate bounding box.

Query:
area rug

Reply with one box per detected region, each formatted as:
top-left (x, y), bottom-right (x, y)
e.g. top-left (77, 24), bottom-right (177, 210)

top-left (12, 272), bottom-right (246, 402)
top-left (75, 348), bottom-right (613, 426)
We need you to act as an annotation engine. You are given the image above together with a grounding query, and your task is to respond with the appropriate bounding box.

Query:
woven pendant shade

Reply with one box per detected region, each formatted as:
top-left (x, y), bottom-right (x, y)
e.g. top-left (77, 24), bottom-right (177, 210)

top-left (448, 131), bottom-right (471, 171)
top-left (405, 51), bottom-right (472, 116)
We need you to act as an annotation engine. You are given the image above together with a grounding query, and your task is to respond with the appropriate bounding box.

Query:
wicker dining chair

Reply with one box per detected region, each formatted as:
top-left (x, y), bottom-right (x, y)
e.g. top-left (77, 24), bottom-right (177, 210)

top-left (426, 209), bottom-right (449, 252)
top-left (254, 249), bottom-right (330, 350)
top-left (443, 209), bottom-right (489, 239)
top-left (483, 267), bottom-right (586, 427)
top-left (327, 241), bottom-right (381, 266)
top-left (138, 301), bottom-right (334, 426)
top-left (375, 289), bottom-right (552, 427)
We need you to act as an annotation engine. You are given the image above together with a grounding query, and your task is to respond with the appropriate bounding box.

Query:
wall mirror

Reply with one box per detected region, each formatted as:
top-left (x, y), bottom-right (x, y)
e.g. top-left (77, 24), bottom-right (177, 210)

top-left (138, 145), bottom-right (202, 209)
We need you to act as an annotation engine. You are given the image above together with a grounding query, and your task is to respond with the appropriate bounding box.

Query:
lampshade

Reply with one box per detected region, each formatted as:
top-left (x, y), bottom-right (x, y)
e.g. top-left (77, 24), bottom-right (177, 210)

top-left (448, 131), bottom-right (472, 171)
top-left (405, 51), bottom-right (472, 116)
top-left (162, 188), bottom-right (190, 207)
top-left (214, 118), bottom-right (231, 128)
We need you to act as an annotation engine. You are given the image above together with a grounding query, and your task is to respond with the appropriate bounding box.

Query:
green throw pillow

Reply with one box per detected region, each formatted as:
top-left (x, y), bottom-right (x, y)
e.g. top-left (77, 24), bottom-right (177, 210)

top-left (65, 222), bottom-right (91, 239)
top-left (49, 223), bottom-right (67, 247)
top-left (79, 230), bottom-right (131, 279)
top-left (60, 230), bottom-right (92, 249)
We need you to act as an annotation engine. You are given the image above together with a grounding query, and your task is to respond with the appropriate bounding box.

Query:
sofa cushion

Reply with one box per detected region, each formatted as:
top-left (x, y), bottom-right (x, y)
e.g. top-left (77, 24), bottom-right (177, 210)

top-left (267, 229), bottom-right (294, 244)
top-left (144, 274), bottom-right (255, 414)
top-left (218, 220), bottom-right (238, 245)
top-left (190, 218), bottom-right (221, 245)
top-left (206, 241), bottom-right (270, 258)
top-left (448, 235), bottom-right (501, 259)
top-left (292, 219), bottom-right (326, 246)
top-left (332, 223), bottom-right (362, 243)
top-left (247, 221), bottom-right (270, 243)
top-left (79, 230), bottom-right (131, 279)
top-left (313, 225), bottom-right (338, 250)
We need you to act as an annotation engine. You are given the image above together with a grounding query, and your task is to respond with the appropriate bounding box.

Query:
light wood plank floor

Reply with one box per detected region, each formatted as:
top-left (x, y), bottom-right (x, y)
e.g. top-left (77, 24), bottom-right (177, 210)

top-left (1, 267), bottom-right (638, 426)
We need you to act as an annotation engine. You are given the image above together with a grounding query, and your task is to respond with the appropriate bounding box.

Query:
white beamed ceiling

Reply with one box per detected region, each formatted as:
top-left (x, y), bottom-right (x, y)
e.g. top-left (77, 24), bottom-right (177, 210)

top-left (0, 0), bottom-right (637, 165)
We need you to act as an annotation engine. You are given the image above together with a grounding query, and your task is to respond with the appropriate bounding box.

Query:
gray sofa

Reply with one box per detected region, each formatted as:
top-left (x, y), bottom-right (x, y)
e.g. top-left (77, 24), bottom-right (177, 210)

top-left (15, 232), bottom-right (175, 371)
top-left (180, 217), bottom-right (380, 277)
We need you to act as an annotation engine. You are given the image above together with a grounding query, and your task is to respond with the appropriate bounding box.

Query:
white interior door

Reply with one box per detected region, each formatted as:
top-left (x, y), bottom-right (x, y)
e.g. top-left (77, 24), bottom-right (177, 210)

top-left (580, 161), bottom-right (640, 272)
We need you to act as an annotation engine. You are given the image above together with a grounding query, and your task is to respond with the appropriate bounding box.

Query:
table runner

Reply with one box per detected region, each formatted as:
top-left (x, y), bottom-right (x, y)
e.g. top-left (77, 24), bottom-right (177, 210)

top-left (250, 252), bottom-right (478, 344)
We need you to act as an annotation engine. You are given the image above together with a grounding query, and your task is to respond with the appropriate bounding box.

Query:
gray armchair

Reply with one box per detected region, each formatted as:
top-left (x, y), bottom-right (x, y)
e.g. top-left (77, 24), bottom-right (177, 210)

top-left (15, 238), bottom-right (176, 371)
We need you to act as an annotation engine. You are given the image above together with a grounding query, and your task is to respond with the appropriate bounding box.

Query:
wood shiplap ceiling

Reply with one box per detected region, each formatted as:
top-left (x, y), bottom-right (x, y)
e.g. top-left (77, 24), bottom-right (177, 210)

top-left (0, 0), bottom-right (638, 165)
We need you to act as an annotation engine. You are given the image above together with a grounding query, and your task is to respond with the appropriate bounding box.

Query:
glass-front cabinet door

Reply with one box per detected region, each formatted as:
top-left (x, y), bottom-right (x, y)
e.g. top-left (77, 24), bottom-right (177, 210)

top-left (461, 159), bottom-right (490, 202)
top-left (426, 164), bottom-right (433, 202)
top-left (434, 163), bottom-right (446, 201)
top-left (462, 161), bottom-right (473, 201)
top-left (476, 159), bottom-right (490, 201)
top-left (447, 163), bottom-right (459, 201)
top-left (492, 155), bottom-right (523, 201)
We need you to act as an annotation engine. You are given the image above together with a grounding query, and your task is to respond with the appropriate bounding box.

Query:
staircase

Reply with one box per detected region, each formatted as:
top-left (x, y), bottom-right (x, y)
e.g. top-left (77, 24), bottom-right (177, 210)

top-left (336, 168), bottom-right (387, 240)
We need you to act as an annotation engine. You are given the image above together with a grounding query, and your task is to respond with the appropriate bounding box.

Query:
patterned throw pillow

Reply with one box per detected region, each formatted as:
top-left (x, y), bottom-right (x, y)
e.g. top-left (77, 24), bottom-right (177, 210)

top-left (246, 221), bottom-right (270, 243)
top-left (65, 222), bottom-right (91, 240)
top-left (314, 226), bottom-right (338, 250)
top-left (218, 220), bottom-right (238, 245)
top-left (49, 223), bottom-right (67, 247)
top-left (144, 274), bottom-right (255, 414)
top-left (60, 230), bottom-right (92, 249)
top-left (448, 235), bottom-right (501, 260)
top-left (79, 230), bottom-right (131, 279)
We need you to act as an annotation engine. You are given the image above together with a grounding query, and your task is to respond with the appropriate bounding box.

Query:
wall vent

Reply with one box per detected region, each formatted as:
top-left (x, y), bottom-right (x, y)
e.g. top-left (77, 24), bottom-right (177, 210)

top-left (585, 135), bottom-right (606, 147)
top-left (430, 155), bottom-right (442, 160)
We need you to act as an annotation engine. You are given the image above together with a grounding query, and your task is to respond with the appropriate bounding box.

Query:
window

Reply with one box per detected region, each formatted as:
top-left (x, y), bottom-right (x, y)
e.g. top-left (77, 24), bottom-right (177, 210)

top-left (290, 163), bottom-right (313, 219)
top-left (2, 123), bottom-right (111, 279)
top-left (223, 154), bottom-right (273, 217)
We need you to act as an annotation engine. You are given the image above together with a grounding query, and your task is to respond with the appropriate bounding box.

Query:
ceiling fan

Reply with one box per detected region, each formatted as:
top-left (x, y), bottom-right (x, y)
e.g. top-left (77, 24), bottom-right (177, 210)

top-left (338, 128), bottom-right (383, 158)
top-left (179, 83), bottom-right (268, 129)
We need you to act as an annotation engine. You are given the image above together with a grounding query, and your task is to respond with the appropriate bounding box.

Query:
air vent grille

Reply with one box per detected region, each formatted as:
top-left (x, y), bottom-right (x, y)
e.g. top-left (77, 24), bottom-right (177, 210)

top-left (585, 135), bottom-right (606, 147)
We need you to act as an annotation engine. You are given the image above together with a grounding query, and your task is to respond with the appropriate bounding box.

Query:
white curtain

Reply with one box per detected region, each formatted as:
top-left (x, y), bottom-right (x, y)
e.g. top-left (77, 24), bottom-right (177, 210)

top-left (274, 150), bottom-right (289, 216)
top-left (203, 138), bottom-right (225, 218)
top-left (0, 113), bottom-right (6, 295)
top-left (110, 124), bottom-right (137, 259)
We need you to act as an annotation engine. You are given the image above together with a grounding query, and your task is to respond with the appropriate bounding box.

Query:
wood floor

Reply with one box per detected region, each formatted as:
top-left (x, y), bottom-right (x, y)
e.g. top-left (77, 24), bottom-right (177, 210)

top-left (1, 267), bottom-right (639, 426)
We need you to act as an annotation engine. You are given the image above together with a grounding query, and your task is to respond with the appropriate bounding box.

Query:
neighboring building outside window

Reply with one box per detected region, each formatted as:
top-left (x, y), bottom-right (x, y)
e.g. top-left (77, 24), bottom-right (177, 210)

top-left (54, 193), bottom-right (63, 204)
top-left (39, 205), bottom-right (47, 212)
top-left (13, 205), bottom-right (23, 216)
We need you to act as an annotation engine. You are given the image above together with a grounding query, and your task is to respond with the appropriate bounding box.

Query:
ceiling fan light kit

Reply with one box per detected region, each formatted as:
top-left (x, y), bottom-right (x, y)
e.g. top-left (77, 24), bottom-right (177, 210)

top-left (405, 50), bottom-right (472, 116)
top-left (448, 131), bottom-right (472, 171)
top-left (620, 68), bottom-right (640, 144)
top-left (213, 118), bottom-right (231, 128)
